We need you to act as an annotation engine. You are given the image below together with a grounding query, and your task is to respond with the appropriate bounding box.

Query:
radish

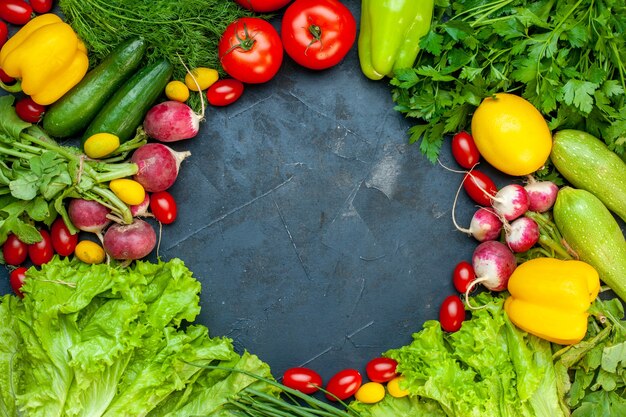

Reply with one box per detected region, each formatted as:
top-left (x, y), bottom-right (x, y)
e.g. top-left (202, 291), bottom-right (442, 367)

top-left (454, 207), bottom-right (503, 241)
top-left (103, 219), bottom-right (157, 261)
top-left (491, 184), bottom-right (529, 221)
top-left (524, 177), bottom-right (559, 213)
top-left (504, 216), bottom-right (539, 253)
top-left (131, 143), bottom-right (191, 192)
top-left (143, 100), bottom-right (202, 142)
top-left (68, 199), bottom-right (111, 236)
top-left (465, 241), bottom-right (517, 308)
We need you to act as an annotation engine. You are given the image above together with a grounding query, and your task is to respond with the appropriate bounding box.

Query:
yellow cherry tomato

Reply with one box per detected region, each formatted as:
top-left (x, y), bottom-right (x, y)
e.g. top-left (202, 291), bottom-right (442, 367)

top-left (470, 93), bottom-right (552, 176)
top-left (185, 67), bottom-right (218, 91)
top-left (83, 133), bottom-right (120, 159)
top-left (165, 80), bottom-right (190, 102)
top-left (387, 376), bottom-right (409, 398)
top-left (74, 240), bottom-right (105, 264)
top-left (109, 179), bottom-right (146, 206)
top-left (355, 382), bottom-right (385, 404)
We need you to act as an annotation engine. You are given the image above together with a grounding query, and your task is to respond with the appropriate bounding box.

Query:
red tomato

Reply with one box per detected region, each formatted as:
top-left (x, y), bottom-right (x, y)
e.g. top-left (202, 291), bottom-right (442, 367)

top-left (283, 367), bottom-right (322, 394)
top-left (365, 357), bottom-right (398, 383)
top-left (150, 191), bottom-right (178, 224)
top-left (0, 69), bottom-right (15, 84)
top-left (28, 229), bottom-right (54, 266)
top-left (10, 266), bottom-right (28, 298)
top-left (325, 369), bottom-right (362, 401)
top-left (15, 97), bottom-right (46, 123)
top-left (234, 0), bottom-right (292, 12)
top-left (50, 218), bottom-right (78, 256)
top-left (2, 234), bottom-right (28, 265)
top-left (439, 295), bottom-right (466, 332)
top-left (452, 261), bottom-right (475, 294)
top-left (462, 169), bottom-right (497, 206)
top-left (218, 17), bottom-right (283, 84)
top-left (451, 131), bottom-right (480, 169)
top-left (0, 21), bottom-right (8, 48)
top-left (281, 0), bottom-right (356, 70)
top-left (29, 0), bottom-right (54, 14)
top-left (0, 0), bottom-right (33, 25)
top-left (207, 79), bottom-right (244, 107)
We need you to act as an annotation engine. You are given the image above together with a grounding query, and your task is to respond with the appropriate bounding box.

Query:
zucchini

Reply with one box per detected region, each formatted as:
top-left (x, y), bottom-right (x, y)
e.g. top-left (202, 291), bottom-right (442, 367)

top-left (551, 129), bottom-right (626, 222)
top-left (553, 187), bottom-right (626, 301)
top-left (43, 37), bottom-right (146, 138)
top-left (82, 59), bottom-right (173, 144)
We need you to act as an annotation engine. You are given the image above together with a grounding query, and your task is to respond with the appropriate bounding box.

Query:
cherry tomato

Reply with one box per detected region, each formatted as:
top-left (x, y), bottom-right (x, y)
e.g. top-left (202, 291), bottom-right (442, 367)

top-left (150, 191), bottom-right (178, 224)
top-left (0, 69), bottom-right (15, 84)
top-left (282, 367), bottom-right (322, 394)
top-left (451, 131), bottom-right (481, 169)
top-left (0, 0), bottom-right (33, 25)
top-left (281, 0), bottom-right (357, 70)
top-left (28, 229), bottom-right (54, 266)
top-left (15, 97), bottom-right (46, 123)
top-left (354, 382), bottom-right (385, 404)
top-left (234, 0), bottom-right (292, 12)
top-left (0, 21), bottom-right (8, 48)
top-left (10, 266), bottom-right (28, 298)
top-left (452, 261), bottom-right (476, 294)
top-left (207, 79), bottom-right (244, 107)
top-left (439, 295), bottom-right (466, 332)
top-left (29, 0), bottom-right (54, 14)
top-left (462, 169), bottom-right (497, 206)
top-left (387, 376), bottom-right (410, 398)
top-left (2, 234), bottom-right (28, 266)
top-left (365, 357), bottom-right (398, 383)
top-left (50, 218), bottom-right (78, 257)
top-left (218, 17), bottom-right (283, 84)
top-left (325, 369), bottom-right (362, 401)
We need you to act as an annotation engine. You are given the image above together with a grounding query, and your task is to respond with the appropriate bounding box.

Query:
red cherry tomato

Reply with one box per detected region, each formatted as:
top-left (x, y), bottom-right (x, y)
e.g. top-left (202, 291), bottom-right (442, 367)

top-left (452, 261), bottom-right (476, 294)
top-left (462, 169), bottom-right (497, 206)
top-left (281, 0), bottom-right (357, 70)
top-left (325, 369), bottom-right (362, 401)
top-left (0, 69), bottom-right (15, 84)
top-left (0, 21), bottom-right (8, 48)
top-left (28, 229), bottom-right (54, 266)
top-left (283, 367), bottom-right (322, 394)
top-left (29, 0), bottom-right (54, 14)
top-left (218, 17), bottom-right (283, 84)
top-left (10, 266), bottom-right (28, 298)
top-left (365, 357), bottom-right (398, 383)
top-left (439, 295), bottom-right (466, 332)
top-left (50, 218), bottom-right (78, 257)
top-left (451, 131), bottom-right (480, 169)
top-left (2, 234), bottom-right (28, 266)
top-left (15, 97), bottom-right (46, 123)
top-left (0, 0), bottom-right (33, 25)
top-left (234, 0), bottom-right (292, 12)
top-left (150, 191), bottom-right (178, 224)
top-left (207, 79), bottom-right (244, 107)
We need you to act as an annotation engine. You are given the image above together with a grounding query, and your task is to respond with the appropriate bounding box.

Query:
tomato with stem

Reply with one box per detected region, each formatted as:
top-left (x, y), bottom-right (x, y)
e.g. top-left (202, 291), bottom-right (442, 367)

top-left (16, 97), bottom-right (47, 123)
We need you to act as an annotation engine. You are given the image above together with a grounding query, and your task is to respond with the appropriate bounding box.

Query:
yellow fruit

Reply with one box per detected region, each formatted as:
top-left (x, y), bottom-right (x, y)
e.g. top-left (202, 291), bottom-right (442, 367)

top-left (74, 240), bottom-right (106, 264)
top-left (185, 67), bottom-right (218, 91)
top-left (471, 93), bottom-right (552, 176)
top-left (109, 179), bottom-right (146, 205)
top-left (355, 382), bottom-right (386, 404)
top-left (83, 132), bottom-right (120, 159)
top-left (165, 80), bottom-right (190, 102)
top-left (387, 376), bottom-right (409, 398)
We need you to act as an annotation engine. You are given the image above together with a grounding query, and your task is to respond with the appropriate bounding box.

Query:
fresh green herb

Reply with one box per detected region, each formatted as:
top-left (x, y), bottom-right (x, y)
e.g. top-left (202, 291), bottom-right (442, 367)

top-left (393, 0), bottom-right (626, 164)
top-left (0, 95), bottom-right (146, 247)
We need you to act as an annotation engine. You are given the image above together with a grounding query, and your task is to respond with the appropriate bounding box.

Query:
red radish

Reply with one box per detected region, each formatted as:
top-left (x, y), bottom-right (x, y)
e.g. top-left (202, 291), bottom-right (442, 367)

top-left (131, 143), bottom-right (191, 192)
top-left (504, 216), bottom-right (539, 253)
top-left (491, 184), bottom-right (529, 221)
top-left (465, 241), bottom-right (517, 308)
top-left (143, 101), bottom-right (202, 142)
top-left (130, 194), bottom-right (150, 217)
top-left (462, 169), bottom-right (498, 206)
top-left (68, 199), bottom-right (111, 236)
top-left (103, 219), bottom-right (157, 261)
top-left (524, 177), bottom-right (559, 213)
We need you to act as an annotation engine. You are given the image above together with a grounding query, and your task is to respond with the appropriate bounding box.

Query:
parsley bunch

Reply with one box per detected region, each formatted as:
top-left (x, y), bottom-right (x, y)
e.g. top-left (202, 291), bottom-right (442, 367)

top-left (393, 0), bottom-right (626, 164)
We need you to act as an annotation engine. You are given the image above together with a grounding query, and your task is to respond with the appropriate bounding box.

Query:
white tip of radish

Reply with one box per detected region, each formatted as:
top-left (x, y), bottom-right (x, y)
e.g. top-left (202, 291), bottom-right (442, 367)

top-left (505, 217), bottom-right (540, 253)
top-left (143, 101), bottom-right (201, 142)
top-left (525, 180), bottom-right (559, 213)
top-left (492, 184), bottom-right (530, 221)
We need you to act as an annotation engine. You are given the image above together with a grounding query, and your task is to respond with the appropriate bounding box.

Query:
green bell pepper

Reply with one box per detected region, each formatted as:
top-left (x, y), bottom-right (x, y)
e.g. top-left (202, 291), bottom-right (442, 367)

top-left (358, 0), bottom-right (434, 80)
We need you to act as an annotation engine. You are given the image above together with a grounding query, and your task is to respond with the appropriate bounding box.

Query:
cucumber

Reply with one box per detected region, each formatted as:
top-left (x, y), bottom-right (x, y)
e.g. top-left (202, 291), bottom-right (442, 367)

top-left (43, 37), bottom-right (146, 138)
top-left (553, 187), bottom-right (626, 301)
top-left (551, 129), bottom-right (626, 222)
top-left (82, 59), bottom-right (173, 145)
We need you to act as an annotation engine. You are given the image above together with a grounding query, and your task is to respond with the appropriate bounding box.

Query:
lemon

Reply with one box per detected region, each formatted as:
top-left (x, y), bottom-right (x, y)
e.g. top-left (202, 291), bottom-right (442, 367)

top-left (471, 93), bottom-right (552, 176)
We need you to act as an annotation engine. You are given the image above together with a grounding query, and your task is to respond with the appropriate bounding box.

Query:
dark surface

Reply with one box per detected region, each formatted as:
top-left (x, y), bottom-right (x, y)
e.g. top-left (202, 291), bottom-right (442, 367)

top-left (6, 0), bottom-right (616, 387)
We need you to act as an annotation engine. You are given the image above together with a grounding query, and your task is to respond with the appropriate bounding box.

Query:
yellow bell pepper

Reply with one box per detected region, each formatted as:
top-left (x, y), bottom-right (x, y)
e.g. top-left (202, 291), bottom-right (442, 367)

top-left (0, 14), bottom-right (89, 105)
top-left (504, 257), bottom-right (600, 345)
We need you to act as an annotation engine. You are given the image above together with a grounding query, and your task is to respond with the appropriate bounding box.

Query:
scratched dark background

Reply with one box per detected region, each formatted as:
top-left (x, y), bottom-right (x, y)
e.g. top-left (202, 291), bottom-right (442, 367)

top-left (3, 0), bottom-right (598, 385)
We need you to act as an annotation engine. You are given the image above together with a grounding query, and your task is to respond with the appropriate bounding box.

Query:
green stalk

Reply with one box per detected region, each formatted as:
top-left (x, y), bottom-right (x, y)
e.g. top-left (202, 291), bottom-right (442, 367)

top-left (91, 162), bottom-right (138, 183)
top-left (525, 211), bottom-right (573, 260)
top-left (90, 186), bottom-right (133, 224)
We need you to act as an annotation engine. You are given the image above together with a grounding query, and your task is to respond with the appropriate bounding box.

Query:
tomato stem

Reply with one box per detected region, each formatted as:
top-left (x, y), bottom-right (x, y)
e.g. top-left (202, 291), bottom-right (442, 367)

top-left (305, 24), bottom-right (323, 55)
top-left (226, 22), bottom-right (256, 54)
